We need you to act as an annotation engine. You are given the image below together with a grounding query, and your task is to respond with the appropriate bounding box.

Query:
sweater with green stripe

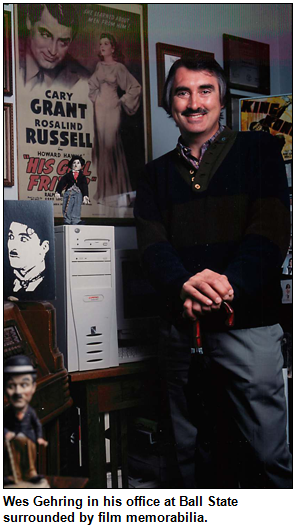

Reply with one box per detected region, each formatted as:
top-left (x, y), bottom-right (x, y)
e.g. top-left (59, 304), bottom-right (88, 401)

top-left (134, 129), bottom-right (290, 331)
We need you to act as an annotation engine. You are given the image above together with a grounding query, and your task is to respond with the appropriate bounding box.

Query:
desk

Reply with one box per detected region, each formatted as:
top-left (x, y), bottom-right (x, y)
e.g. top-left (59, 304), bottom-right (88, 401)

top-left (46, 476), bottom-right (89, 489)
top-left (69, 362), bottom-right (159, 489)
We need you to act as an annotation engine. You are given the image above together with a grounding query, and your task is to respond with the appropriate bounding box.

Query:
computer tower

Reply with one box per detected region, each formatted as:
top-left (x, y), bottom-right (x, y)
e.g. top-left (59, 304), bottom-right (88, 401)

top-left (54, 225), bottom-right (118, 371)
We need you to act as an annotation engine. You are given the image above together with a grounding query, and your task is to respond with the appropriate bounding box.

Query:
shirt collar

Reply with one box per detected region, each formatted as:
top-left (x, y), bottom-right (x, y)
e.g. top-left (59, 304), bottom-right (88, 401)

top-left (177, 124), bottom-right (225, 169)
top-left (25, 51), bottom-right (58, 88)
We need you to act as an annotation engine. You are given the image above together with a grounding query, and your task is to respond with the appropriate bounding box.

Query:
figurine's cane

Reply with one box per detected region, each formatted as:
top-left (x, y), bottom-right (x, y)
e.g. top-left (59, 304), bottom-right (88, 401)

top-left (64, 188), bottom-right (73, 214)
top-left (5, 437), bottom-right (19, 484)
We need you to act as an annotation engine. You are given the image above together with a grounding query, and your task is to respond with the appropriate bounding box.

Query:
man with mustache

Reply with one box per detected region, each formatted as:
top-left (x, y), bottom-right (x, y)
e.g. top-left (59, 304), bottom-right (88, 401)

top-left (134, 54), bottom-right (292, 488)
top-left (4, 355), bottom-right (48, 484)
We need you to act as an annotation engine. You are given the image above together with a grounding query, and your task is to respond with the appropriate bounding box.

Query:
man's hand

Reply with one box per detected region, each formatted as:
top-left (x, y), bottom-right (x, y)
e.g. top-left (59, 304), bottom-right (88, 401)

top-left (181, 269), bottom-right (234, 320)
top-left (55, 192), bottom-right (61, 199)
top-left (83, 196), bottom-right (91, 205)
top-left (5, 431), bottom-right (16, 441)
top-left (37, 438), bottom-right (48, 447)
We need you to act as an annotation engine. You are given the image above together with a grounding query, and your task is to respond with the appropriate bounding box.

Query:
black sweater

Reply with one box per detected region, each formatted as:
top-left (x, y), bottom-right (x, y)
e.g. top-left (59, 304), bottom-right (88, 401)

top-left (134, 130), bottom-right (290, 331)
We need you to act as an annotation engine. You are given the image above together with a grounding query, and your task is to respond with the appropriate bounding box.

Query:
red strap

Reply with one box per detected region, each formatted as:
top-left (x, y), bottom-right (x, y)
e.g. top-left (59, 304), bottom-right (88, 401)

top-left (193, 320), bottom-right (202, 348)
top-left (222, 301), bottom-right (235, 327)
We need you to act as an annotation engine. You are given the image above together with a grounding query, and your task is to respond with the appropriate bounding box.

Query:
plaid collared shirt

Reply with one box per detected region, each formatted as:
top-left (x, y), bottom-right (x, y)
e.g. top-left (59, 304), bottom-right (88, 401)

top-left (177, 124), bottom-right (225, 170)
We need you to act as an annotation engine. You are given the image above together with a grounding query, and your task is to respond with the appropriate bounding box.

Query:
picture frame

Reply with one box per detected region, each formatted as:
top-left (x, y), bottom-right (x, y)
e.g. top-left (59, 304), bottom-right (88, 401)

top-left (156, 42), bottom-right (214, 106)
top-left (4, 10), bottom-right (13, 96)
top-left (240, 94), bottom-right (292, 161)
top-left (223, 34), bottom-right (270, 94)
top-left (226, 94), bottom-right (243, 131)
top-left (4, 103), bottom-right (14, 187)
top-left (282, 252), bottom-right (292, 277)
top-left (281, 279), bottom-right (292, 304)
top-left (14, 4), bottom-right (151, 223)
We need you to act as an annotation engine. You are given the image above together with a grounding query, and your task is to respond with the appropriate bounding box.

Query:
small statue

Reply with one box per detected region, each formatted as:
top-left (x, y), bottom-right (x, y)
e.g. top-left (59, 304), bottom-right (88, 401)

top-left (55, 155), bottom-right (90, 225)
top-left (4, 355), bottom-right (49, 488)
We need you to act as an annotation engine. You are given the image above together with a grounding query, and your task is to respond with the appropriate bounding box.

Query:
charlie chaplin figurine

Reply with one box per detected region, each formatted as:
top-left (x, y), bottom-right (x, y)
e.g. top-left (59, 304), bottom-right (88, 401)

top-left (4, 355), bottom-right (48, 487)
top-left (55, 155), bottom-right (90, 225)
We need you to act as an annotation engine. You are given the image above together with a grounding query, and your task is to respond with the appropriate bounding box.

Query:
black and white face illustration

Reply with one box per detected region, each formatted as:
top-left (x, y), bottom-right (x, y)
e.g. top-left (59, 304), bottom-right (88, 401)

top-left (7, 220), bottom-right (50, 293)
top-left (8, 221), bottom-right (49, 274)
top-left (4, 201), bottom-right (55, 300)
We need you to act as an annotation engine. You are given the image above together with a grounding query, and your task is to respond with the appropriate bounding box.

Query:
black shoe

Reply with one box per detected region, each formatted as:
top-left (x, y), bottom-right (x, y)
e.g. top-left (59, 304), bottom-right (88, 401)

top-left (30, 475), bottom-right (44, 484)
top-left (4, 476), bottom-right (14, 486)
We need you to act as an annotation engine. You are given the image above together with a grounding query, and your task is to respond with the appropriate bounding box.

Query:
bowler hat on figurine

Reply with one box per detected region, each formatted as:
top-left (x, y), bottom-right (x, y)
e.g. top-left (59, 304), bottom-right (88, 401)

top-left (4, 355), bottom-right (36, 375)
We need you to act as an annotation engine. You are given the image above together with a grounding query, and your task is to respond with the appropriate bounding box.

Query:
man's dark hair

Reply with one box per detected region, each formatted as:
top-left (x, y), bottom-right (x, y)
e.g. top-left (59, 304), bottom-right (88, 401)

top-left (162, 53), bottom-right (228, 117)
top-left (68, 155), bottom-right (85, 169)
top-left (27, 4), bottom-right (79, 39)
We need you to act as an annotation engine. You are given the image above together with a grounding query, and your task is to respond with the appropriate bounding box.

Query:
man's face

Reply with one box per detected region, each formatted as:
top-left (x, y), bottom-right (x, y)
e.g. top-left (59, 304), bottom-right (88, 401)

top-left (5, 374), bottom-right (36, 411)
top-left (27, 5), bottom-right (72, 70)
top-left (72, 159), bottom-right (82, 171)
top-left (171, 67), bottom-right (222, 142)
top-left (8, 221), bottom-right (49, 272)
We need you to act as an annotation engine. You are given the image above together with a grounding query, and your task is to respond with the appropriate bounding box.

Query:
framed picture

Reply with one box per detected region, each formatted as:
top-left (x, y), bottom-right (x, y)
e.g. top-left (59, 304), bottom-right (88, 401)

top-left (14, 4), bottom-right (151, 222)
top-left (240, 94), bottom-right (292, 161)
top-left (226, 94), bottom-right (243, 130)
top-left (223, 34), bottom-right (270, 94)
top-left (282, 252), bottom-right (292, 277)
top-left (4, 103), bottom-right (14, 187)
top-left (281, 279), bottom-right (292, 304)
top-left (156, 42), bottom-right (214, 106)
top-left (4, 10), bottom-right (13, 96)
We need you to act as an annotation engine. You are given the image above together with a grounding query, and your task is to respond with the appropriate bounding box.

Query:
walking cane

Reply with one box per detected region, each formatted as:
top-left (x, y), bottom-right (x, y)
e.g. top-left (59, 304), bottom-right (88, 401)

top-left (5, 437), bottom-right (19, 484)
top-left (191, 301), bottom-right (235, 355)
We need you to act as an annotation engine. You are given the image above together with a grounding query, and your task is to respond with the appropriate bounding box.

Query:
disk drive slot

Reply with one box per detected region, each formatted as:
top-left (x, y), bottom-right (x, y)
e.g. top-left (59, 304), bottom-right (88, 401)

top-left (72, 275), bottom-right (112, 288)
top-left (72, 249), bottom-right (111, 261)
top-left (71, 261), bottom-right (111, 276)
top-left (74, 238), bottom-right (110, 249)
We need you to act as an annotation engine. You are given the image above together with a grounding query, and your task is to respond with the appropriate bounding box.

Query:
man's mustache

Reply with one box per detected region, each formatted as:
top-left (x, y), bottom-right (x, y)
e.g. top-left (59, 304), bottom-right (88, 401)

top-left (181, 108), bottom-right (208, 117)
top-left (12, 395), bottom-right (23, 401)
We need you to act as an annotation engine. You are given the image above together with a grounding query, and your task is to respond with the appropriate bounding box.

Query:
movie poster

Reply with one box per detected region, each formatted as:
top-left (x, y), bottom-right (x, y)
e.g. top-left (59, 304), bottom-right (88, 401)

top-left (14, 4), bottom-right (149, 219)
top-left (240, 94), bottom-right (292, 161)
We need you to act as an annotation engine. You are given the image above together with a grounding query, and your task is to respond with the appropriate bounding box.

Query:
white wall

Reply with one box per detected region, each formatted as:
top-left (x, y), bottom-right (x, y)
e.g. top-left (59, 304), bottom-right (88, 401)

top-left (147, 3), bottom-right (292, 159)
top-left (4, 4), bottom-right (292, 198)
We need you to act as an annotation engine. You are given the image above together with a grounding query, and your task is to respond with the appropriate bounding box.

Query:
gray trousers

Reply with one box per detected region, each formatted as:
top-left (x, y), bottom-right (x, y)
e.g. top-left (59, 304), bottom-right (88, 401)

top-left (159, 322), bottom-right (292, 489)
top-left (63, 187), bottom-right (83, 225)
